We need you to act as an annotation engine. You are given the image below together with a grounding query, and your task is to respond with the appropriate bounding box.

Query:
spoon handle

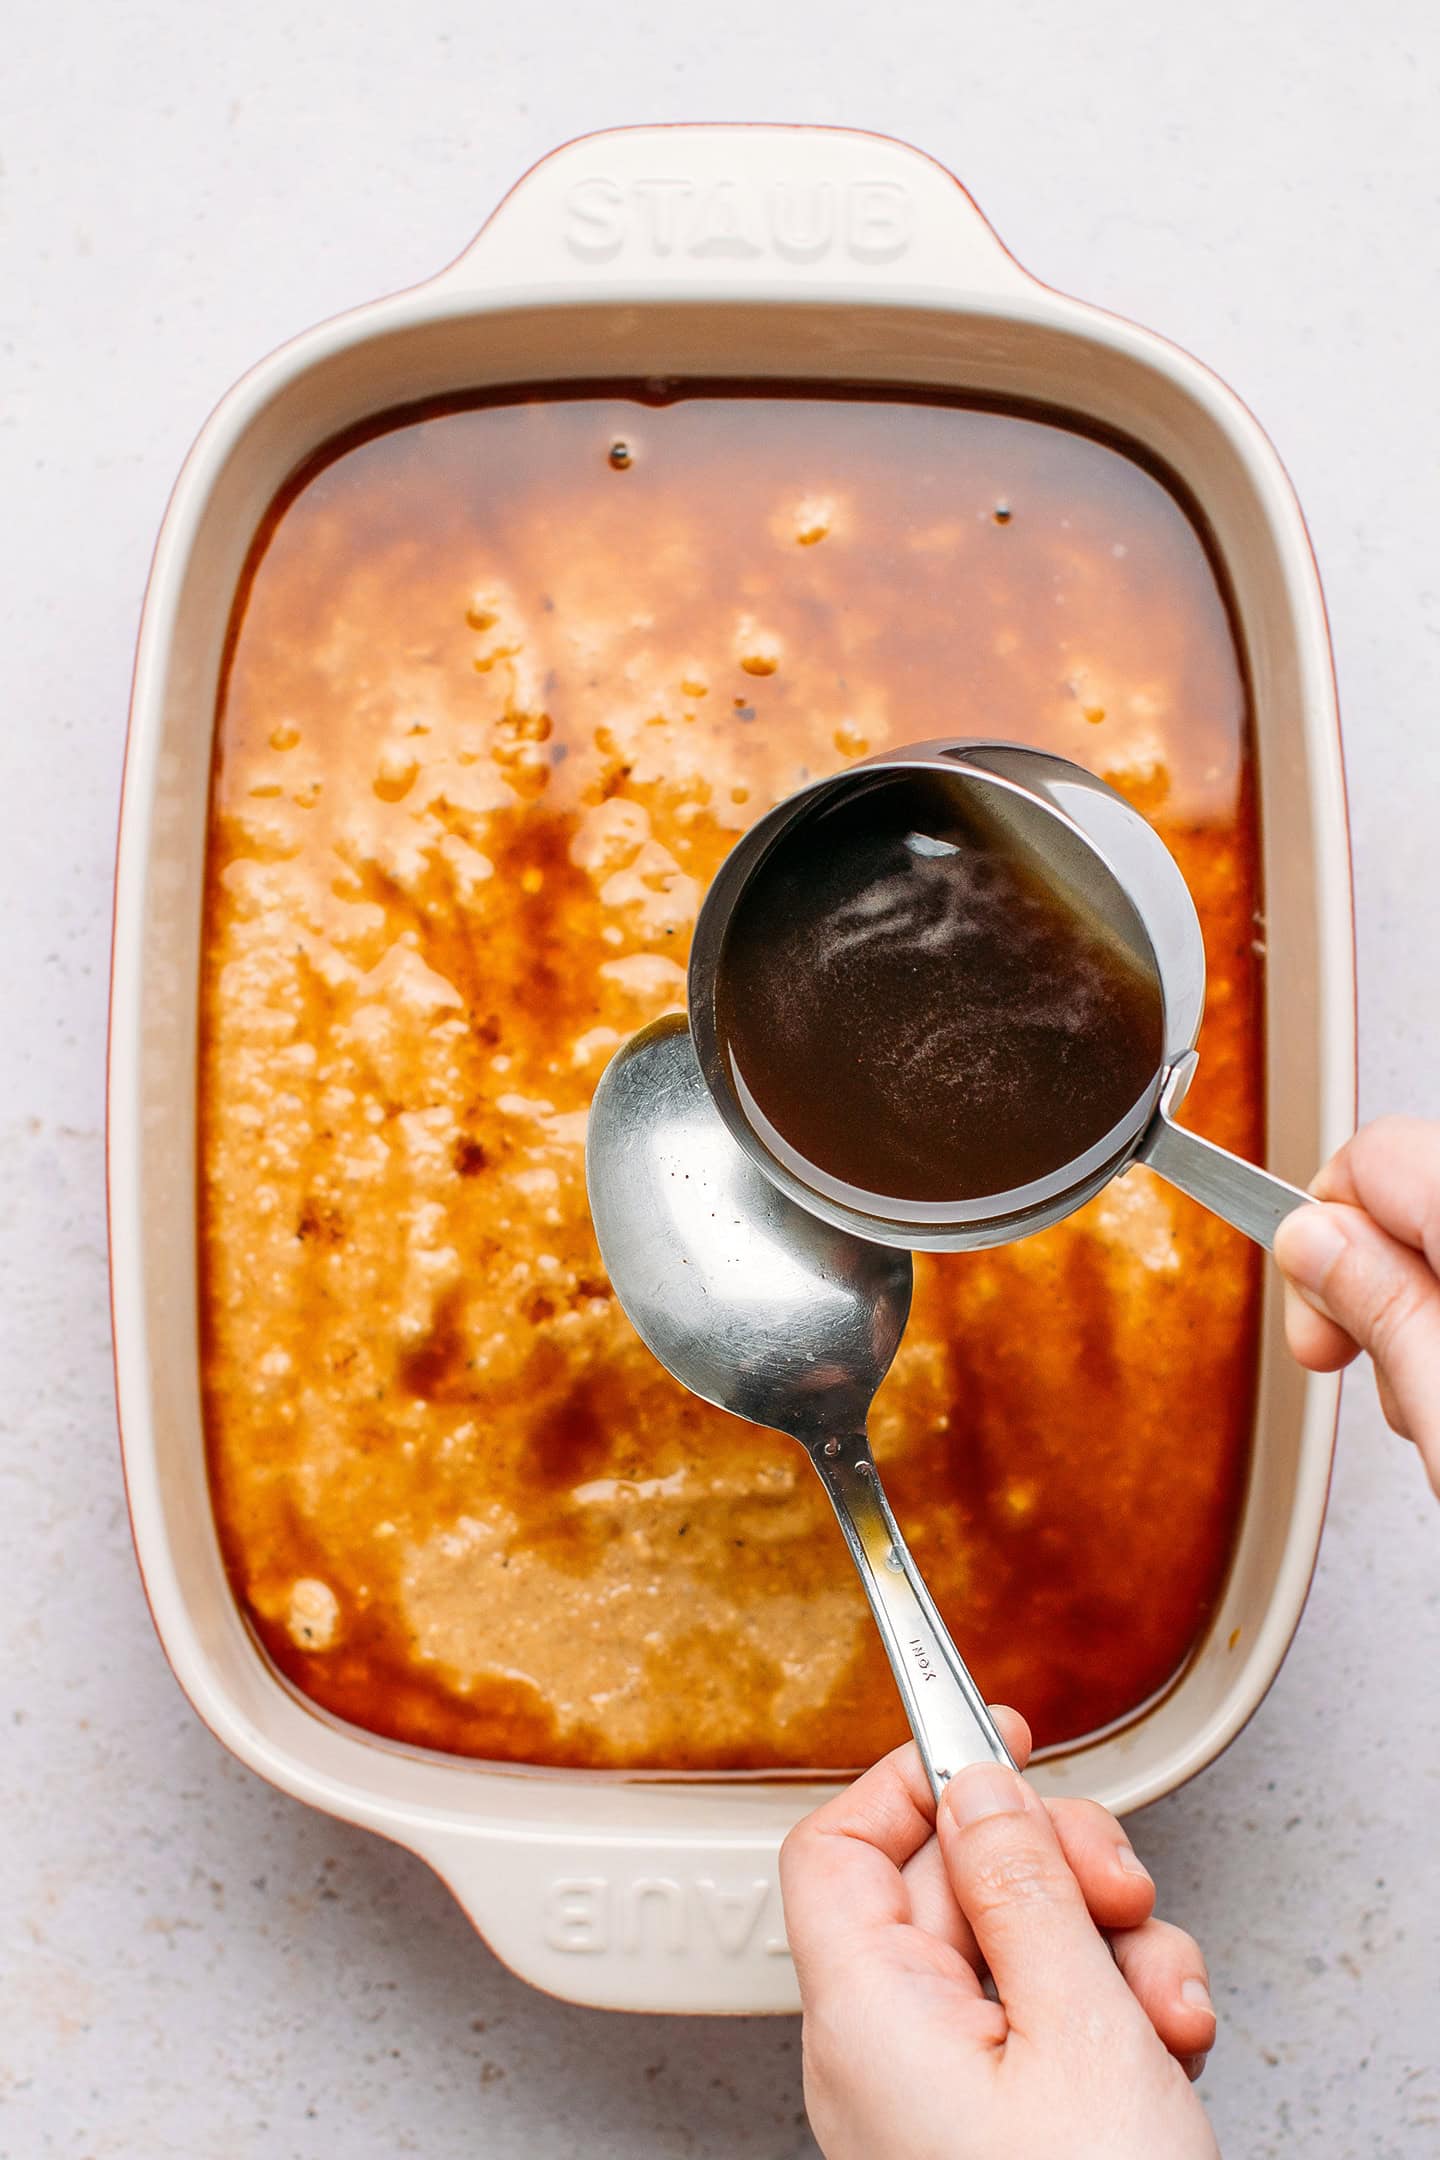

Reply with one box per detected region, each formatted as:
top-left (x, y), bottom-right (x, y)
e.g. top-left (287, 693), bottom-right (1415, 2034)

top-left (806, 1433), bottom-right (1015, 1799)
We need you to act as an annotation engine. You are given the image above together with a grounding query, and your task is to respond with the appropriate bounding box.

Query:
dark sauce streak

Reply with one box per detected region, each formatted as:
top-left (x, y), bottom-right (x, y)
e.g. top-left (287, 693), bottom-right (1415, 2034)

top-left (398, 1287), bottom-right (471, 1402)
top-left (452, 1136), bottom-right (488, 1177)
top-left (529, 1374), bottom-right (617, 1492)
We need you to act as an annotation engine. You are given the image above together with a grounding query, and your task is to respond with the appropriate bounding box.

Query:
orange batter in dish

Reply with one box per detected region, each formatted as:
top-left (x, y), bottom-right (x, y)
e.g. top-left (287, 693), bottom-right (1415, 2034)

top-left (199, 389), bottom-right (1261, 1770)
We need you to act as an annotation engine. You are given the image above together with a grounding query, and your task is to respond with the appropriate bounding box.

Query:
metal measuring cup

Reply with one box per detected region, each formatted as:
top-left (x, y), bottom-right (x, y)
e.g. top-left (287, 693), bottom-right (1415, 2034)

top-left (688, 738), bottom-right (1313, 1254)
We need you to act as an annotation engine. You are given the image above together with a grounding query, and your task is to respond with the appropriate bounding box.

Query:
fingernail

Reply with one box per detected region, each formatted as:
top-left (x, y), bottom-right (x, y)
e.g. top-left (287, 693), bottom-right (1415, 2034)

top-left (1181, 1977), bottom-right (1214, 2016)
top-left (1182, 2052), bottom-right (1207, 2083)
top-left (944, 1763), bottom-right (1029, 1828)
top-left (1277, 1208), bottom-right (1346, 1301)
top-left (1115, 1843), bottom-right (1152, 1882)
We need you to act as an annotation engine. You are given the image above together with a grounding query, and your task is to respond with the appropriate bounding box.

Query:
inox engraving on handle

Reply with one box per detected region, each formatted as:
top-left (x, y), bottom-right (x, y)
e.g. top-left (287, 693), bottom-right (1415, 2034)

top-left (808, 1435), bottom-right (1015, 1795)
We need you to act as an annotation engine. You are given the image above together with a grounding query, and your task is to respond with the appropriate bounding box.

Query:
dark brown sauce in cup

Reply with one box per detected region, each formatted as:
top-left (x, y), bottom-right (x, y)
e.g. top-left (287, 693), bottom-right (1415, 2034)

top-left (716, 772), bottom-right (1166, 1210)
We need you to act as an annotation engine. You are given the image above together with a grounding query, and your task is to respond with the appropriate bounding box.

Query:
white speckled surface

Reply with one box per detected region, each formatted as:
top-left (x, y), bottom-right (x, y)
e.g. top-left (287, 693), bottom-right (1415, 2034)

top-left (3, 2), bottom-right (1438, 2153)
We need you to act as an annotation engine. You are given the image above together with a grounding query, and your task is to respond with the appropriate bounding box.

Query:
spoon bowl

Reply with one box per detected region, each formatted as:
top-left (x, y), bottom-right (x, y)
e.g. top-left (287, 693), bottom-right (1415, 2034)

top-left (587, 1013), bottom-right (1014, 1795)
top-left (587, 1012), bottom-right (911, 1439)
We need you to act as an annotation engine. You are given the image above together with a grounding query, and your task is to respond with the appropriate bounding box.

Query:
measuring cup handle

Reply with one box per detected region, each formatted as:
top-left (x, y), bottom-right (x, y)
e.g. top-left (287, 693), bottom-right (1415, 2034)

top-left (805, 1434), bottom-right (1015, 1799)
top-left (1135, 1068), bottom-right (1314, 1250)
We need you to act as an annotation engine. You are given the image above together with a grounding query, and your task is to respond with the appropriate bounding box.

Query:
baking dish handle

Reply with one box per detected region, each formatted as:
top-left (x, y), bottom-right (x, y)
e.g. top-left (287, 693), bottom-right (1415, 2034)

top-left (435, 125), bottom-right (1033, 301)
top-left (411, 1825), bottom-right (803, 2013)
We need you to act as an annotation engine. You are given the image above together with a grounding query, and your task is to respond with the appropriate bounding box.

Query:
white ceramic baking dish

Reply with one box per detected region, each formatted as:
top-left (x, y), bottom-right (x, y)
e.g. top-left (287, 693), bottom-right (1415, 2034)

top-left (109, 125), bottom-right (1354, 2014)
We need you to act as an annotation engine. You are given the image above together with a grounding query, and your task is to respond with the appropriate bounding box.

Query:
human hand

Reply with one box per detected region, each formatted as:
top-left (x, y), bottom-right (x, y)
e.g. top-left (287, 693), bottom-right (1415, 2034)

top-left (1274, 1116), bottom-right (1440, 1496)
top-left (782, 1712), bottom-right (1218, 2160)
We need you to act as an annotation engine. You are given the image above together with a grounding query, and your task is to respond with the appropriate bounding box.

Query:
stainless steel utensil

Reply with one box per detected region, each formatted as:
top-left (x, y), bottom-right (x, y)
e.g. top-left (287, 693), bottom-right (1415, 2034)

top-left (689, 738), bottom-right (1314, 1253)
top-left (585, 1012), bottom-right (1014, 1797)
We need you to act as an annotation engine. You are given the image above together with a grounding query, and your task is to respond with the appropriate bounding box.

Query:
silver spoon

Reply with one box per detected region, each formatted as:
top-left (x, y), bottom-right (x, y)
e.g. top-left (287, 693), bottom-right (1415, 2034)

top-left (586, 1010), bottom-right (1014, 1799)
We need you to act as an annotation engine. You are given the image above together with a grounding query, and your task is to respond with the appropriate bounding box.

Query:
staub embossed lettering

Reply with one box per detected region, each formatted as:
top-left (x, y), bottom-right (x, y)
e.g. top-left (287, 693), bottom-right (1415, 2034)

top-left (564, 176), bottom-right (913, 265)
top-left (542, 1872), bottom-right (791, 1958)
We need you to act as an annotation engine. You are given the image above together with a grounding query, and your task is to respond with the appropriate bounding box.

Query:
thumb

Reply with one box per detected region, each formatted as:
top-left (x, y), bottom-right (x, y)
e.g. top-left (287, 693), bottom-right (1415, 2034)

top-left (1274, 1200), bottom-right (1440, 1480)
top-left (936, 1763), bottom-right (1133, 2036)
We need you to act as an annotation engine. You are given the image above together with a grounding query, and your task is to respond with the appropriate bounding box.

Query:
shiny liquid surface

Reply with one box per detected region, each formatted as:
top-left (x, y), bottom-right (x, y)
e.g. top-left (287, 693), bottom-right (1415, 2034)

top-left (716, 773), bottom-right (1166, 1208)
top-left (200, 388), bottom-right (1261, 1769)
